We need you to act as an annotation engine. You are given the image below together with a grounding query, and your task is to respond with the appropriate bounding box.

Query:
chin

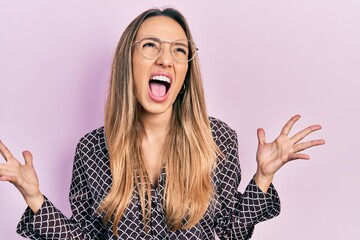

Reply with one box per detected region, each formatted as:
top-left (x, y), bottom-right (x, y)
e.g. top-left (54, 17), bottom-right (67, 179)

top-left (140, 102), bottom-right (173, 116)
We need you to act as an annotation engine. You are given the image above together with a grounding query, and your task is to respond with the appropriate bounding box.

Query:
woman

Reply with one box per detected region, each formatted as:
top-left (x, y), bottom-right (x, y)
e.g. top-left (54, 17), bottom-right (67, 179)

top-left (0, 8), bottom-right (324, 239)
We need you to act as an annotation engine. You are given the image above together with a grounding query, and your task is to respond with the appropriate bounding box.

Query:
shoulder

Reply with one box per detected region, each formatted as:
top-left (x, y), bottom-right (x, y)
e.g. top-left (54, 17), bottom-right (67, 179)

top-left (209, 116), bottom-right (238, 149)
top-left (77, 126), bottom-right (107, 154)
top-left (209, 116), bottom-right (237, 137)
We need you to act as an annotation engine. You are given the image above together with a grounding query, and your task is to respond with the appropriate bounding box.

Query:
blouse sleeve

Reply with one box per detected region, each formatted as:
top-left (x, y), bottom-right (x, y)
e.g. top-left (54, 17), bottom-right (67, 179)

top-left (213, 125), bottom-right (281, 240)
top-left (16, 139), bottom-right (107, 240)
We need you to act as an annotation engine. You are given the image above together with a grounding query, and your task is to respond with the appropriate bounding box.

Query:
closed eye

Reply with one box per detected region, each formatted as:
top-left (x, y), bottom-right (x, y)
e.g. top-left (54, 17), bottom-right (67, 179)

top-left (173, 45), bottom-right (188, 56)
top-left (142, 42), bottom-right (158, 49)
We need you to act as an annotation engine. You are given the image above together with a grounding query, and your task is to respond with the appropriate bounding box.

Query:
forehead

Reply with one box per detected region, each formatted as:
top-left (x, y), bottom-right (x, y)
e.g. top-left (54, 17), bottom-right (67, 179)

top-left (136, 16), bottom-right (187, 41)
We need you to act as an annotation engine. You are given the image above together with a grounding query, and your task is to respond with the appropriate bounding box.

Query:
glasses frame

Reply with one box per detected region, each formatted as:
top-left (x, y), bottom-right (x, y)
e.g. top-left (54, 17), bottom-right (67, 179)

top-left (132, 35), bottom-right (198, 63)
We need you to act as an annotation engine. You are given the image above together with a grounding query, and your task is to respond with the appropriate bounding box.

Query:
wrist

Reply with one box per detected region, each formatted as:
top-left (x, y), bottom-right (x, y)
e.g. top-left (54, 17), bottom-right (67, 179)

top-left (254, 171), bottom-right (274, 193)
top-left (255, 171), bottom-right (274, 182)
top-left (25, 192), bottom-right (44, 214)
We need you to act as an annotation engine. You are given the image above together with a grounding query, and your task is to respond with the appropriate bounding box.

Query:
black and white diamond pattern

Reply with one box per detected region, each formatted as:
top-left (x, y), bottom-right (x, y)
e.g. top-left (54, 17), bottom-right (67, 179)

top-left (16, 117), bottom-right (280, 239)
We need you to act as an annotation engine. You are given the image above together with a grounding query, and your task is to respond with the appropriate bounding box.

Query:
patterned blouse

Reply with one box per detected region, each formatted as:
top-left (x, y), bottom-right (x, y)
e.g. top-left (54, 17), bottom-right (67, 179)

top-left (17, 117), bottom-right (280, 239)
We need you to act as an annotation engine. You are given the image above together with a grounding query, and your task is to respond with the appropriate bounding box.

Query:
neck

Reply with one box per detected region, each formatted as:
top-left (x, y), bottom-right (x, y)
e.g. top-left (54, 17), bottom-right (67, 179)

top-left (140, 109), bottom-right (172, 143)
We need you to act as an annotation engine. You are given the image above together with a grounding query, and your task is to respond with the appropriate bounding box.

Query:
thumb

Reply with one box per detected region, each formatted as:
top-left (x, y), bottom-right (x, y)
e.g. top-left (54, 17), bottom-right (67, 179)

top-left (22, 150), bottom-right (33, 167)
top-left (257, 128), bottom-right (266, 146)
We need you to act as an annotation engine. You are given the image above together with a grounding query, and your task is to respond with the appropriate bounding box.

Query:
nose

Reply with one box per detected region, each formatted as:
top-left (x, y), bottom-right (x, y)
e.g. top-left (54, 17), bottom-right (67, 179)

top-left (155, 43), bottom-right (173, 67)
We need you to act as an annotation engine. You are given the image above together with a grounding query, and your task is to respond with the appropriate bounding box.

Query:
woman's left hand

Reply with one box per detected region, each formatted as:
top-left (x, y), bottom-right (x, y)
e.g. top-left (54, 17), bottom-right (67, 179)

top-left (254, 115), bottom-right (325, 192)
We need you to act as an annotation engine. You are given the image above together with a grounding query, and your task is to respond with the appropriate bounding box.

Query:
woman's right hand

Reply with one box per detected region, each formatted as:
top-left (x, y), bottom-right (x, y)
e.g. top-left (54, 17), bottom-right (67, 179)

top-left (0, 140), bottom-right (44, 213)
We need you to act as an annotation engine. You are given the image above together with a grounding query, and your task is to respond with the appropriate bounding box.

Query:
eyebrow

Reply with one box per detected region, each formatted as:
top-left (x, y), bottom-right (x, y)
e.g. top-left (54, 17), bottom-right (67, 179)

top-left (172, 42), bottom-right (188, 48)
top-left (136, 35), bottom-right (188, 42)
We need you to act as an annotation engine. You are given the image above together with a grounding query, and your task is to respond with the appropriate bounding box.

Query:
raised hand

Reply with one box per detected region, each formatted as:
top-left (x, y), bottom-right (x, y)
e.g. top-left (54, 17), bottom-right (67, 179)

top-left (0, 141), bottom-right (44, 213)
top-left (254, 115), bottom-right (325, 192)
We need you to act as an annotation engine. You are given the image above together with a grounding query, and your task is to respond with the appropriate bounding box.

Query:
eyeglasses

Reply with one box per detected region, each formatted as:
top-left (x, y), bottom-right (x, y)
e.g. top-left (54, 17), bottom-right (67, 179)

top-left (132, 35), bottom-right (198, 62)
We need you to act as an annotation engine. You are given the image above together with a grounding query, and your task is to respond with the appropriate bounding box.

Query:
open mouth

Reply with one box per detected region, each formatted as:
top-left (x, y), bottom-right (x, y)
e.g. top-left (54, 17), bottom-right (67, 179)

top-left (149, 75), bottom-right (171, 98)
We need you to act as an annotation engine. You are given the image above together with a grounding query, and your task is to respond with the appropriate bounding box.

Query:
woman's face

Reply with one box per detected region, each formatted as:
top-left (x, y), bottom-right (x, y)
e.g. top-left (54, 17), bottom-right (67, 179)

top-left (132, 16), bottom-right (188, 118)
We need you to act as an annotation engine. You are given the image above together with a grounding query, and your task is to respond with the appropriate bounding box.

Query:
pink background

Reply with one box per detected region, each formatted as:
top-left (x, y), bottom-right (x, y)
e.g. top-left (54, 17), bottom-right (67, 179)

top-left (1, 1), bottom-right (359, 239)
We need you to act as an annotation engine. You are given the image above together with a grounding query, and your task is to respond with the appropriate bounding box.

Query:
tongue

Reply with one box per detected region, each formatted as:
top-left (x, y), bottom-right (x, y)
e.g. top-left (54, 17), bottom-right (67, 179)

top-left (149, 82), bottom-right (166, 97)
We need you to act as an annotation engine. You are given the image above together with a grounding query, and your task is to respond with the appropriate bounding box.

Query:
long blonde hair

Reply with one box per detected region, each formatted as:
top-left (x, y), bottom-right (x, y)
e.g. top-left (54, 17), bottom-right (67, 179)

top-left (99, 8), bottom-right (220, 233)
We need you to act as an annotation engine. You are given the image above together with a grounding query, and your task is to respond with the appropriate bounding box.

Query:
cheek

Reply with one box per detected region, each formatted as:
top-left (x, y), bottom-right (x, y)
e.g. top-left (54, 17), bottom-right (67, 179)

top-left (132, 57), bottom-right (145, 90)
top-left (178, 65), bottom-right (189, 85)
top-left (132, 57), bottom-right (140, 80)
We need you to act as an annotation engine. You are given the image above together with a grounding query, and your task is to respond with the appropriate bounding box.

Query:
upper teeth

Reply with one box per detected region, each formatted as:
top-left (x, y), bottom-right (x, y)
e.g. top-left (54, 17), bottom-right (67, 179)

top-left (151, 75), bottom-right (170, 83)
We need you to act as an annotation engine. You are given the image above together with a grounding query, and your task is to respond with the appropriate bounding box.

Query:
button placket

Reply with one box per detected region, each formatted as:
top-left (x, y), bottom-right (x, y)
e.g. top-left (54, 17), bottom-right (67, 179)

top-left (152, 188), bottom-right (162, 213)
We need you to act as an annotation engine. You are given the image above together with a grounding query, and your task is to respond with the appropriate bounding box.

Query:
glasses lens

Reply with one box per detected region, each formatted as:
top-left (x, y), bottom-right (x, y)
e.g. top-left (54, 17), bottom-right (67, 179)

top-left (138, 37), bottom-right (162, 59)
top-left (172, 40), bottom-right (197, 62)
